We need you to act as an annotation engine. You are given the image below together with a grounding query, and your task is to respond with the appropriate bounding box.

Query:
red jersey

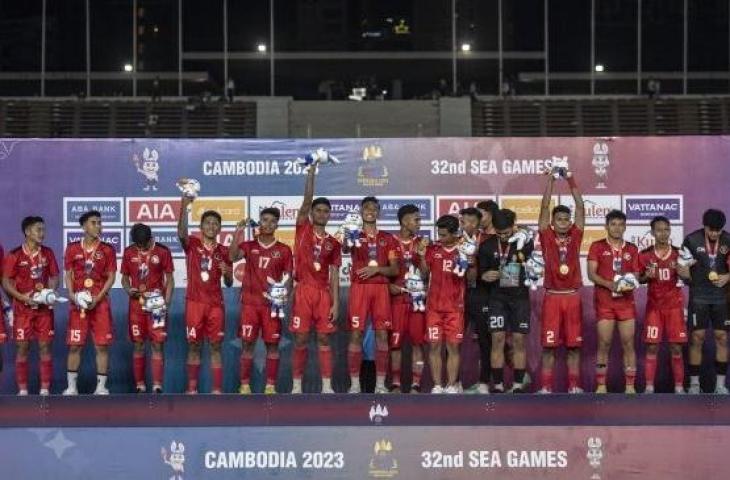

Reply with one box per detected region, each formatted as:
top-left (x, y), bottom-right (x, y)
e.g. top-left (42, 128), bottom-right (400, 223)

top-left (425, 243), bottom-right (465, 312)
top-left (64, 240), bottom-right (117, 296)
top-left (391, 235), bottom-right (423, 301)
top-left (238, 239), bottom-right (293, 305)
top-left (183, 236), bottom-right (231, 305)
top-left (587, 239), bottom-right (640, 303)
top-left (539, 225), bottom-right (583, 290)
top-left (293, 219), bottom-right (341, 289)
top-left (349, 230), bottom-right (400, 285)
top-left (120, 243), bottom-right (174, 292)
top-left (639, 246), bottom-right (684, 309)
top-left (3, 245), bottom-right (60, 313)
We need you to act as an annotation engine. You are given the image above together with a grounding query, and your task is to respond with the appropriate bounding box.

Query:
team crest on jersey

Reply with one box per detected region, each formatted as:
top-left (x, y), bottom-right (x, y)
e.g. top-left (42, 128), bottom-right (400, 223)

top-left (721, 246), bottom-right (729, 255)
top-left (434, 253), bottom-right (443, 259)
top-left (272, 250), bottom-right (281, 258)
top-left (151, 255), bottom-right (160, 264)
top-left (325, 243), bottom-right (333, 251)
top-left (131, 147), bottom-right (161, 192)
top-left (379, 239), bottom-right (386, 247)
top-left (623, 253), bottom-right (632, 260)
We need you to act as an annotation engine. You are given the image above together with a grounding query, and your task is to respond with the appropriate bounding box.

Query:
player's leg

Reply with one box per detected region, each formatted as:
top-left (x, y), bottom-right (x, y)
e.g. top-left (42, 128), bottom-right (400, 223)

top-left (129, 304), bottom-right (147, 392)
top-left (372, 285), bottom-right (392, 394)
top-left (666, 308), bottom-right (687, 394)
top-left (539, 348), bottom-right (556, 394)
top-left (262, 306), bottom-right (282, 394)
top-left (289, 285), bottom-right (313, 394)
top-left (238, 304), bottom-right (258, 393)
top-left (564, 293), bottom-right (584, 393)
top-left (184, 300), bottom-right (205, 394)
top-left (487, 299), bottom-right (507, 393)
top-left (539, 294), bottom-right (561, 393)
top-left (687, 303), bottom-right (708, 394)
top-left (712, 304), bottom-right (729, 394)
top-left (207, 305), bottom-right (226, 394)
top-left (508, 300), bottom-right (530, 393)
top-left (595, 318), bottom-right (615, 393)
top-left (317, 332), bottom-right (334, 393)
top-left (209, 340), bottom-right (223, 394)
top-left (36, 312), bottom-right (54, 395)
top-left (64, 307), bottom-right (87, 395)
top-left (643, 308), bottom-right (662, 393)
top-left (409, 312), bottom-right (426, 393)
top-left (15, 340), bottom-right (30, 395)
top-left (91, 303), bottom-right (113, 395)
top-left (389, 302), bottom-right (406, 392)
top-left (617, 317), bottom-right (637, 394)
top-left (150, 341), bottom-right (164, 393)
top-left (443, 311), bottom-right (464, 393)
top-left (347, 283), bottom-right (366, 393)
top-left (132, 341), bottom-right (146, 392)
top-left (426, 310), bottom-right (443, 392)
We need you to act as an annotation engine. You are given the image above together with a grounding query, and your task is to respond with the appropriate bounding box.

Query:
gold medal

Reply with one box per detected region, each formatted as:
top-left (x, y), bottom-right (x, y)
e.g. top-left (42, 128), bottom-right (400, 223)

top-left (368, 260), bottom-right (378, 267)
top-left (313, 262), bottom-right (322, 272)
top-left (201, 271), bottom-right (210, 282)
top-left (34, 282), bottom-right (44, 292)
top-left (83, 278), bottom-right (94, 288)
top-left (559, 264), bottom-right (570, 275)
top-left (709, 271), bottom-right (719, 281)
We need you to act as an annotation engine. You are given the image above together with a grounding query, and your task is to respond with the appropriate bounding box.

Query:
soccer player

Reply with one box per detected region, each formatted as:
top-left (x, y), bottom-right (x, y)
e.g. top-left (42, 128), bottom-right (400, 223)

top-left (389, 204), bottom-right (428, 393)
top-left (588, 210), bottom-right (640, 394)
top-left (177, 193), bottom-right (233, 394)
top-left (477, 200), bottom-right (499, 236)
top-left (230, 207), bottom-right (292, 395)
top-left (290, 164), bottom-right (341, 394)
top-left (638, 216), bottom-right (686, 394)
top-left (2, 216), bottom-right (59, 395)
top-left (537, 171), bottom-right (585, 393)
top-left (681, 209), bottom-right (730, 394)
top-left (478, 209), bottom-right (533, 393)
top-left (120, 223), bottom-right (174, 393)
top-left (63, 210), bottom-right (117, 395)
top-left (345, 196), bottom-right (399, 394)
top-left (419, 214), bottom-right (466, 394)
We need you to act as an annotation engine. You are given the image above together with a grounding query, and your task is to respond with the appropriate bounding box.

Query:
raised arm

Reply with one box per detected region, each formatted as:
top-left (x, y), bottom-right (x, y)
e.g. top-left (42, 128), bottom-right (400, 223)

top-left (569, 176), bottom-right (585, 230)
top-left (297, 165), bottom-right (317, 226)
top-left (538, 176), bottom-right (555, 231)
top-left (177, 195), bottom-right (193, 250)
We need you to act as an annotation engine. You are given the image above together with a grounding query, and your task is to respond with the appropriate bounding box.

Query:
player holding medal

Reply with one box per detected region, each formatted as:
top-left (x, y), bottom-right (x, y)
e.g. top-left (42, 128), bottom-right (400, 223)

top-left (681, 209), bottom-right (730, 394)
top-left (178, 192), bottom-right (233, 394)
top-left (63, 211), bottom-right (117, 395)
top-left (537, 166), bottom-right (586, 393)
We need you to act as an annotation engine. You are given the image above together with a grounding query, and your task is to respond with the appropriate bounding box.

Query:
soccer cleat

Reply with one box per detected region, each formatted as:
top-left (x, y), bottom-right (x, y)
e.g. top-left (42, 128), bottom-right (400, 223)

top-left (537, 387), bottom-right (552, 394)
top-left (715, 384), bottom-right (729, 395)
top-left (374, 386), bottom-right (389, 394)
top-left (94, 386), bottom-right (110, 395)
top-left (674, 386), bottom-right (685, 394)
top-left (595, 384), bottom-right (607, 394)
top-left (389, 384), bottom-right (401, 393)
top-left (62, 386), bottom-right (78, 396)
top-left (568, 387), bottom-right (584, 394)
top-left (348, 383), bottom-right (361, 394)
top-left (508, 384), bottom-right (526, 394)
top-left (644, 385), bottom-right (655, 394)
top-left (476, 382), bottom-right (490, 394)
top-left (688, 384), bottom-right (701, 395)
top-left (410, 384), bottom-right (421, 394)
top-left (264, 384), bottom-right (276, 395)
top-left (321, 384), bottom-right (335, 394)
top-left (211, 389), bottom-right (222, 395)
top-left (291, 379), bottom-right (302, 394)
top-left (239, 384), bottom-right (252, 395)
top-left (135, 384), bottom-right (146, 393)
top-left (17, 389), bottom-right (28, 396)
top-left (444, 385), bottom-right (460, 394)
top-left (153, 385), bottom-right (163, 394)
top-left (625, 385), bottom-right (636, 395)
top-left (185, 389), bottom-right (198, 395)
top-left (431, 385), bottom-right (444, 394)
top-left (39, 389), bottom-right (50, 396)
top-left (491, 383), bottom-right (505, 394)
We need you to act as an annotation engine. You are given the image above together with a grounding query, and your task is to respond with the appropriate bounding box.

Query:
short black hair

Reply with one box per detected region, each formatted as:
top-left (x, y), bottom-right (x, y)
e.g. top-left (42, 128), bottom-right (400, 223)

top-left (650, 215), bottom-right (670, 230)
top-left (79, 210), bottom-right (101, 226)
top-left (459, 207), bottom-right (483, 221)
top-left (130, 223), bottom-right (152, 246)
top-left (21, 216), bottom-right (44, 234)
top-left (397, 204), bottom-right (420, 224)
top-left (493, 209), bottom-right (516, 230)
top-left (260, 207), bottom-right (281, 220)
top-left (312, 197), bottom-right (331, 210)
top-left (361, 196), bottom-right (379, 208)
top-left (703, 209), bottom-right (726, 230)
top-left (436, 214), bottom-right (459, 234)
top-left (476, 200), bottom-right (499, 217)
top-left (605, 209), bottom-right (627, 224)
top-left (201, 210), bottom-right (222, 224)
top-left (552, 205), bottom-right (571, 217)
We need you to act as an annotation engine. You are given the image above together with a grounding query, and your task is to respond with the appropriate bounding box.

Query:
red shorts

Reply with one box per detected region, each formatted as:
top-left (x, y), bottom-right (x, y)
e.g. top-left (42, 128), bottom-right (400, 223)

top-left (541, 292), bottom-right (583, 348)
top-left (348, 283), bottom-right (391, 331)
top-left (390, 300), bottom-right (426, 348)
top-left (128, 301), bottom-right (167, 344)
top-left (67, 300), bottom-right (113, 346)
top-left (185, 299), bottom-right (225, 343)
top-left (644, 307), bottom-right (687, 344)
top-left (240, 303), bottom-right (280, 344)
top-left (290, 283), bottom-right (335, 334)
top-left (595, 297), bottom-right (635, 322)
top-left (14, 308), bottom-right (54, 342)
top-left (425, 310), bottom-right (464, 344)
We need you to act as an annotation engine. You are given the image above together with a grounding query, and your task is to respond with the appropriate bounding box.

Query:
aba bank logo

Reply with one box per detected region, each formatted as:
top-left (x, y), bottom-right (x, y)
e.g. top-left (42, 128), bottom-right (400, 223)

top-left (131, 147), bottom-right (161, 191)
top-left (127, 228), bottom-right (183, 257)
top-left (624, 195), bottom-right (682, 223)
top-left (378, 197), bottom-right (433, 224)
top-left (65, 229), bottom-right (123, 255)
top-left (249, 196), bottom-right (302, 225)
top-left (127, 198), bottom-right (181, 225)
top-left (64, 197), bottom-right (124, 226)
top-left (559, 195), bottom-right (621, 225)
top-left (358, 145), bottom-right (389, 187)
top-left (437, 195), bottom-right (496, 217)
top-left (162, 440), bottom-right (185, 480)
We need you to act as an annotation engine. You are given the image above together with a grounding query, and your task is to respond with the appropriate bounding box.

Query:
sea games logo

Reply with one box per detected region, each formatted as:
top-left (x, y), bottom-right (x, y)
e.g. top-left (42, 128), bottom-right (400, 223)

top-left (357, 145), bottom-right (389, 187)
top-left (623, 195), bottom-right (682, 224)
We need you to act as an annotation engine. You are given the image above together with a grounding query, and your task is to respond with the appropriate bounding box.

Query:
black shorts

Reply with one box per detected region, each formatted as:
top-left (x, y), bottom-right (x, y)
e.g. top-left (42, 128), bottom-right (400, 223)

top-left (688, 302), bottom-right (730, 331)
top-left (487, 296), bottom-right (530, 334)
top-left (465, 289), bottom-right (490, 332)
